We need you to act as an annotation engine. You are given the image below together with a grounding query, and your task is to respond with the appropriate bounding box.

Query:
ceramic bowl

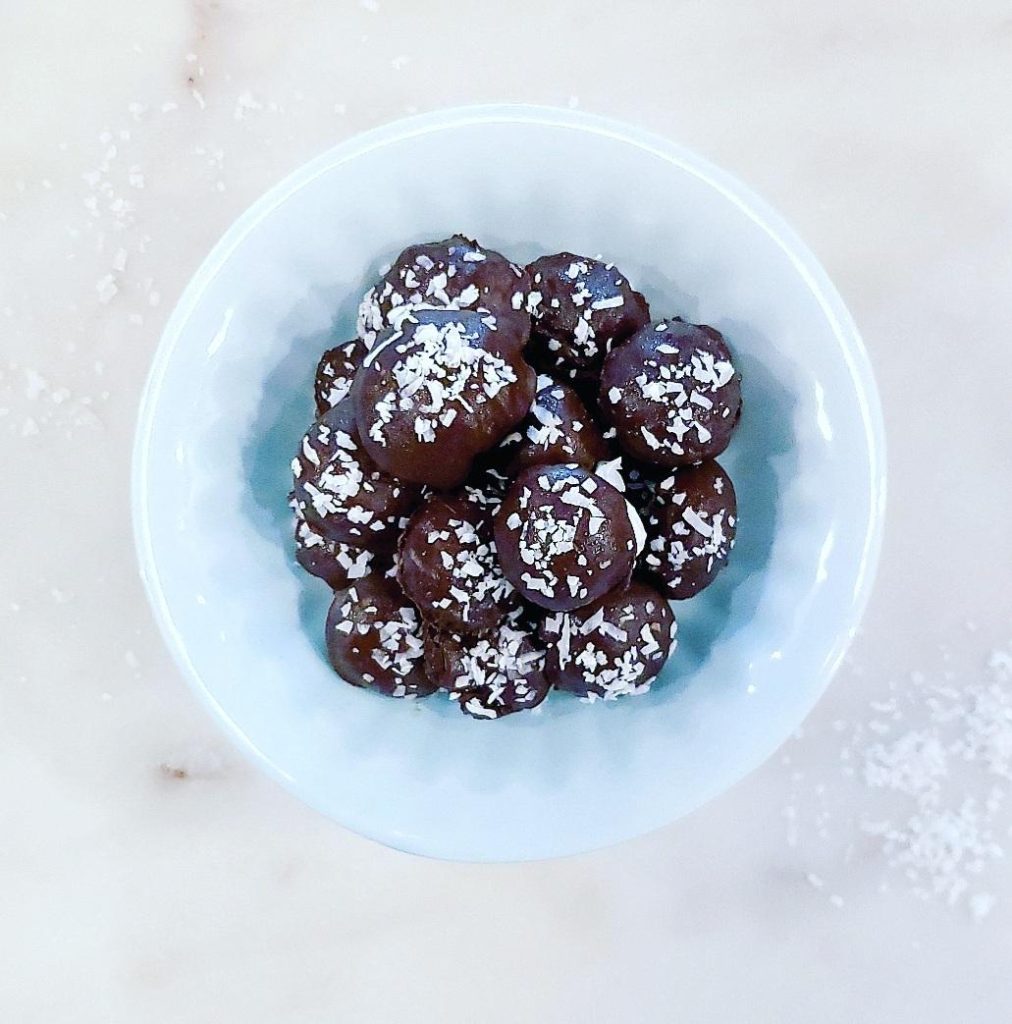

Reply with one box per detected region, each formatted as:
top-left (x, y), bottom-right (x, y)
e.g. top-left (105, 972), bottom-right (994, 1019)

top-left (133, 105), bottom-right (885, 861)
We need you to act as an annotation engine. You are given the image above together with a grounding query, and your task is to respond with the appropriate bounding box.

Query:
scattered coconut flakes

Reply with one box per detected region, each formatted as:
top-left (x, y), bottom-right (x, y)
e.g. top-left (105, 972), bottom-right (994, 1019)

top-left (24, 369), bottom-right (47, 400)
top-left (234, 90), bottom-right (262, 121)
top-left (970, 891), bottom-right (996, 921)
top-left (783, 640), bottom-right (1012, 917)
top-left (96, 275), bottom-right (118, 304)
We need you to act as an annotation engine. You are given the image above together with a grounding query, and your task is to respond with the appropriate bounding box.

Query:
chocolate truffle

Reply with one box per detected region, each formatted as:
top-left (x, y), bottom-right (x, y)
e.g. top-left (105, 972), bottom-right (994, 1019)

top-left (397, 491), bottom-right (515, 635)
top-left (423, 613), bottom-right (550, 719)
top-left (354, 308), bottom-right (536, 490)
top-left (599, 318), bottom-right (742, 467)
top-left (357, 234), bottom-right (531, 351)
top-left (291, 399), bottom-right (421, 551)
top-left (506, 377), bottom-right (610, 475)
top-left (325, 573), bottom-right (436, 697)
top-left (643, 460), bottom-right (737, 599)
top-left (294, 514), bottom-right (377, 590)
top-left (493, 463), bottom-right (644, 612)
top-left (541, 579), bottom-right (676, 700)
top-left (526, 253), bottom-right (650, 381)
top-left (314, 338), bottom-right (366, 415)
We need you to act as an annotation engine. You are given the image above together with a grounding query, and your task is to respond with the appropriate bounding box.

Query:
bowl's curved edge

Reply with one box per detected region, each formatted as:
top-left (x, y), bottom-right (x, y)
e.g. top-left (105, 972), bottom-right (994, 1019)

top-left (131, 104), bottom-right (887, 862)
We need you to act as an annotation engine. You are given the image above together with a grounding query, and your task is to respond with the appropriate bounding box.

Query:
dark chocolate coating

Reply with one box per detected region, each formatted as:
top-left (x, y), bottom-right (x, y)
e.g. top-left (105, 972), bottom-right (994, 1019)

top-left (506, 377), bottom-right (610, 476)
top-left (291, 399), bottom-right (421, 551)
top-left (541, 579), bottom-right (676, 700)
top-left (397, 491), bottom-right (515, 635)
top-left (469, 417), bottom-right (526, 480)
top-left (643, 460), bottom-right (737, 599)
top-left (354, 308), bottom-right (536, 490)
top-left (526, 253), bottom-right (650, 381)
top-left (357, 234), bottom-right (531, 352)
top-left (294, 514), bottom-right (378, 590)
top-left (325, 573), bottom-right (436, 697)
top-left (599, 318), bottom-right (742, 468)
top-left (493, 463), bottom-right (641, 612)
top-left (423, 613), bottom-right (550, 719)
top-left (314, 338), bottom-right (366, 415)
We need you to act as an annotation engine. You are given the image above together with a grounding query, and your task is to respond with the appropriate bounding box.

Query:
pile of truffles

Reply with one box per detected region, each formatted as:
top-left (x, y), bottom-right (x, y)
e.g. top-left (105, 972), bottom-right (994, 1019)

top-left (290, 235), bottom-right (742, 720)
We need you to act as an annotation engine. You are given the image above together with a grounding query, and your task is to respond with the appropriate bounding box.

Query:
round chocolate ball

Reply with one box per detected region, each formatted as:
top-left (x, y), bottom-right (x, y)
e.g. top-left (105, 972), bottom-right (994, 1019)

top-left (325, 573), bottom-right (436, 697)
top-left (493, 463), bottom-right (644, 612)
top-left (643, 460), bottom-right (737, 599)
top-left (357, 235), bottom-right (531, 351)
top-left (600, 318), bottom-right (742, 468)
top-left (294, 514), bottom-right (377, 590)
top-left (506, 377), bottom-right (610, 476)
top-left (423, 613), bottom-right (550, 719)
top-left (291, 399), bottom-right (421, 551)
top-left (541, 579), bottom-right (676, 700)
top-left (526, 253), bottom-right (650, 381)
top-left (397, 491), bottom-right (515, 635)
top-left (354, 307), bottom-right (536, 490)
top-left (314, 337), bottom-right (366, 415)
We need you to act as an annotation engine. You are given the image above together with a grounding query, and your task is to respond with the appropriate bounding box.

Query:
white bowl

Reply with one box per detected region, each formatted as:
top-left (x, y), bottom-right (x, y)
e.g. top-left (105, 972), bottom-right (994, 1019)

top-left (133, 105), bottom-right (885, 861)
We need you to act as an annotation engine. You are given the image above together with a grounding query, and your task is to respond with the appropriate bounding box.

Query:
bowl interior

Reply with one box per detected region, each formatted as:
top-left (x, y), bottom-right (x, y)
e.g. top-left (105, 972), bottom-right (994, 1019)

top-left (134, 106), bottom-right (884, 860)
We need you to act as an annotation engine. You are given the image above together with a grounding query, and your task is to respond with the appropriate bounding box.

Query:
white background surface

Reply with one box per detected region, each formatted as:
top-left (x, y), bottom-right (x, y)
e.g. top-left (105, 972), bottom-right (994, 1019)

top-left (3, 2), bottom-right (1011, 1021)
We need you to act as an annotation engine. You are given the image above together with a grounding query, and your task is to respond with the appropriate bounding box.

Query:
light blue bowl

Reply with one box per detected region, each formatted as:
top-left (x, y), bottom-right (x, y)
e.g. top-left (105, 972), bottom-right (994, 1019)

top-left (133, 106), bottom-right (885, 861)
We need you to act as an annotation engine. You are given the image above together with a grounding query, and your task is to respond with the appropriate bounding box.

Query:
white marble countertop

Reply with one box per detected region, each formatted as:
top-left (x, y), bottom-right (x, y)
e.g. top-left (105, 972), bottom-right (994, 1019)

top-left (4, 1), bottom-right (1012, 1020)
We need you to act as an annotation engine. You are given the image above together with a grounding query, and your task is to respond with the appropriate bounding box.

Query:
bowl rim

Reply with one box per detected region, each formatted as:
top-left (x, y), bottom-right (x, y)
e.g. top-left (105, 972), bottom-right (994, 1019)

top-left (132, 103), bottom-right (887, 859)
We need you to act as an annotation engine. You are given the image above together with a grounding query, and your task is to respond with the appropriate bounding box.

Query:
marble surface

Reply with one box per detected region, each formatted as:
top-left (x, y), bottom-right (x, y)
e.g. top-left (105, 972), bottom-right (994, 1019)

top-left (2, 1), bottom-right (1011, 1020)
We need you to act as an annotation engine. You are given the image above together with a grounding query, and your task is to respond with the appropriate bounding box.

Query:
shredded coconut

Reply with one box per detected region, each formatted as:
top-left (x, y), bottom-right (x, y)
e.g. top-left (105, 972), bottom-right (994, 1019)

top-left (783, 639), bottom-right (1012, 917)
